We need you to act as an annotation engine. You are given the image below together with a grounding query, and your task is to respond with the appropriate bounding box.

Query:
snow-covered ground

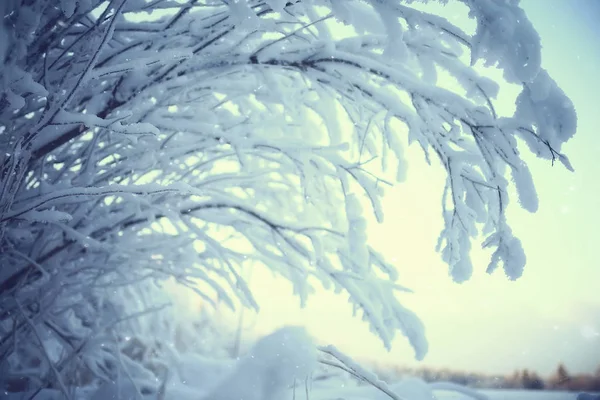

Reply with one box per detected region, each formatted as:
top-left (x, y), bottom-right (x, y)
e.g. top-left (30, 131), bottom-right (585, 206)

top-left (311, 382), bottom-right (582, 400)
top-left (438, 389), bottom-right (579, 399)
top-left (2, 387), bottom-right (586, 400)
top-left (4, 327), bottom-right (596, 400)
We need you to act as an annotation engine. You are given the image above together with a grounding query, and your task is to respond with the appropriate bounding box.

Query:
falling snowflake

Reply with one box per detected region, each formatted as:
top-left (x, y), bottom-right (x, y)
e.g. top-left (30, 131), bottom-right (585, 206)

top-left (580, 325), bottom-right (599, 340)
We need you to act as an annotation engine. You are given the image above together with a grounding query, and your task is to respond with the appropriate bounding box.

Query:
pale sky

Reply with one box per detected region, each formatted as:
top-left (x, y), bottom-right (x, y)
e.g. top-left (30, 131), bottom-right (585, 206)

top-left (213, 0), bottom-right (600, 377)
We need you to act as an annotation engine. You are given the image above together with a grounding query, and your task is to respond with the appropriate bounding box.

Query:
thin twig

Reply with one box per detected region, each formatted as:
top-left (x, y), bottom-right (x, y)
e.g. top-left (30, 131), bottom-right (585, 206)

top-left (318, 345), bottom-right (408, 400)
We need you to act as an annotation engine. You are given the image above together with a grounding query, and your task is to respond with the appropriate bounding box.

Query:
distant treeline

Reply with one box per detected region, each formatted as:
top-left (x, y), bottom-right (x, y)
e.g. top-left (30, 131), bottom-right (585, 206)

top-left (368, 362), bottom-right (600, 392)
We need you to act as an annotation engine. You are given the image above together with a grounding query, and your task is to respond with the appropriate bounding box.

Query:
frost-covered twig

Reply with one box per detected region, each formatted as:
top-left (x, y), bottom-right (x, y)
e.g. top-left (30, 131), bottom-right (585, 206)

top-left (318, 345), bottom-right (408, 400)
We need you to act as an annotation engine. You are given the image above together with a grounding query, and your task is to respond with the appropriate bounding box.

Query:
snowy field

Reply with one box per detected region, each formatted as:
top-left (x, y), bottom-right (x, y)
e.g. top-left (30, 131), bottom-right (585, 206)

top-left (438, 389), bottom-right (579, 399)
top-left (3, 327), bottom-right (595, 400)
top-left (311, 383), bottom-right (583, 400)
top-left (2, 388), bottom-right (585, 400)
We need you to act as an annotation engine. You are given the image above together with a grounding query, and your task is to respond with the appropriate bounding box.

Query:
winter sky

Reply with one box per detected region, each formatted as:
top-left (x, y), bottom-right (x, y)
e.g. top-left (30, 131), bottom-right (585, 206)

top-left (226, 0), bottom-right (600, 377)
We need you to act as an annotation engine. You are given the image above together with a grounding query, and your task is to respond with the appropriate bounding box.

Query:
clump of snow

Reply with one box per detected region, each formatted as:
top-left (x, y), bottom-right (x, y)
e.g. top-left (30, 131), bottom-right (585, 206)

top-left (227, 0), bottom-right (263, 32)
top-left (21, 209), bottom-right (73, 223)
top-left (515, 69), bottom-right (577, 150)
top-left (467, 0), bottom-right (542, 84)
top-left (201, 326), bottom-right (317, 400)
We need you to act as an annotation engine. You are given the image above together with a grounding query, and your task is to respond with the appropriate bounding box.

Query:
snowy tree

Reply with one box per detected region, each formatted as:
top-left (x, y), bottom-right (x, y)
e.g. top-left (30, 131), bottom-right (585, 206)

top-left (0, 0), bottom-right (576, 397)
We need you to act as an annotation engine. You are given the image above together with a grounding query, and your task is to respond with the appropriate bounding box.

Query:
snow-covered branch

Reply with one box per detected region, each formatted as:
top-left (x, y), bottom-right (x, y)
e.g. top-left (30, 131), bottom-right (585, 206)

top-left (0, 0), bottom-right (577, 395)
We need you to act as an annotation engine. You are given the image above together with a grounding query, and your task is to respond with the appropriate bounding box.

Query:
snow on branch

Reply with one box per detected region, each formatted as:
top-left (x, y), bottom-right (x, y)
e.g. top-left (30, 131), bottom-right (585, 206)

top-left (0, 0), bottom-right (577, 392)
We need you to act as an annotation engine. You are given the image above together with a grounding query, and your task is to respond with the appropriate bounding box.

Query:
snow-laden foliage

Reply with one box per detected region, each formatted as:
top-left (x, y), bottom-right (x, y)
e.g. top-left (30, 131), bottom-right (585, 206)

top-left (0, 0), bottom-right (576, 397)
